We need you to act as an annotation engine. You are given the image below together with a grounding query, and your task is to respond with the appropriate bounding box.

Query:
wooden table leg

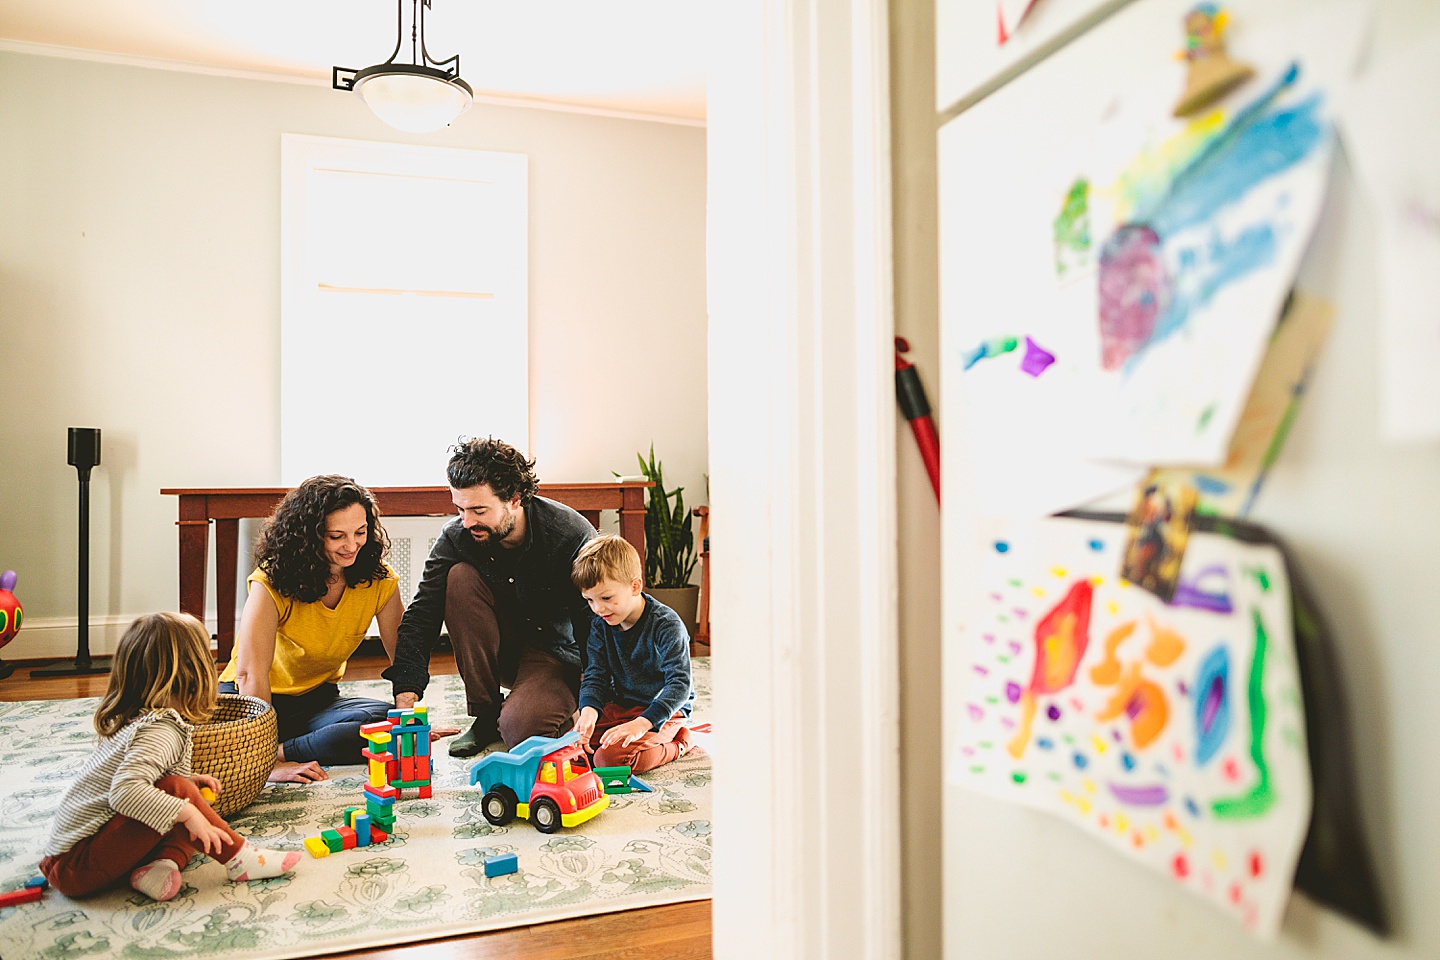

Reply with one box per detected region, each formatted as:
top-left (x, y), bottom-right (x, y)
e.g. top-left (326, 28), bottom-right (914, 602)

top-left (619, 487), bottom-right (647, 560)
top-left (578, 510), bottom-right (601, 532)
top-left (176, 495), bottom-right (210, 637)
top-left (214, 519), bottom-right (240, 665)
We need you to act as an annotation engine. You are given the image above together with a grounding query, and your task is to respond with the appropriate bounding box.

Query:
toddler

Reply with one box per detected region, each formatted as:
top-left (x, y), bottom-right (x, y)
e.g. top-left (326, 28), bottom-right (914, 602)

top-left (40, 612), bottom-right (300, 901)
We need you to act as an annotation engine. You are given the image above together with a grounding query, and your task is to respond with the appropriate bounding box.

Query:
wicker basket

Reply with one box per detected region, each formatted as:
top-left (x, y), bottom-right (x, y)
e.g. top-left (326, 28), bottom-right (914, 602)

top-left (191, 694), bottom-right (277, 818)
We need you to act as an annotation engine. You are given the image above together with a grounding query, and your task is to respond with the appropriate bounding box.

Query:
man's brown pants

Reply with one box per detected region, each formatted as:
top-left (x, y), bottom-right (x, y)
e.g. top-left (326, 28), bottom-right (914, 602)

top-left (446, 563), bottom-right (578, 749)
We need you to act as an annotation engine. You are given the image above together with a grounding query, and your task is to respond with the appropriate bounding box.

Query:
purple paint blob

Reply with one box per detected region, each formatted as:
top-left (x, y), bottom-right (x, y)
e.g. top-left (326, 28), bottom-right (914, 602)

top-left (1098, 223), bottom-right (1169, 370)
top-left (1005, 682), bottom-right (1023, 704)
top-left (1020, 336), bottom-right (1056, 376)
top-left (962, 746), bottom-right (975, 756)
top-left (967, 704), bottom-right (985, 722)
top-left (1046, 704), bottom-right (1062, 721)
top-left (1112, 729), bottom-right (1124, 743)
top-left (1107, 782), bottom-right (1170, 806)
top-left (983, 633), bottom-right (996, 644)
top-left (1007, 640), bottom-right (1023, 655)
top-left (1013, 608), bottom-right (1029, 620)
top-left (1000, 717), bottom-right (1016, 730)
top-left (973, 664), bottom-right (990, 676)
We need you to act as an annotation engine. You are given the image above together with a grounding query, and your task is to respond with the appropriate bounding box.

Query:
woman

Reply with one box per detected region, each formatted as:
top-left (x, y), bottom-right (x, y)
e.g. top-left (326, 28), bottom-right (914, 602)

top-left (219, 476), bottom-right (453, 783)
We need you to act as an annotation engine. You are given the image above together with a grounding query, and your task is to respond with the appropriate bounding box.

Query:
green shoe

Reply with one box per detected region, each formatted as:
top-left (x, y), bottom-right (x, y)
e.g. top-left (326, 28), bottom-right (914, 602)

top-left (448, 717), bottom-right (500, 758)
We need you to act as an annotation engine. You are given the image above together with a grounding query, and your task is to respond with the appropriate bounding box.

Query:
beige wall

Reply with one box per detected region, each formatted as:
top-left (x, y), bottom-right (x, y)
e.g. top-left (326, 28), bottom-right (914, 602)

top-left (890, 0), bottom-right (944, 954)
top-left (0, 51), bottom-right (708, 656)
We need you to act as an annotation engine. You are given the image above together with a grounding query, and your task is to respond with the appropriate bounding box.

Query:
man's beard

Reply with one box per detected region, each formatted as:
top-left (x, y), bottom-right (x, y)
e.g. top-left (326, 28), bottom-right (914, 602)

top-left (470, 510), bottom-right (516, 543)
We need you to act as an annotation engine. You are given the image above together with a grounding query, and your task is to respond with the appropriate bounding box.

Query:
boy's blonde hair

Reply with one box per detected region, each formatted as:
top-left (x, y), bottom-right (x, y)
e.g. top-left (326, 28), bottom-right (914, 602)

top-left (94, 612), bottom-right (217, 737)
top-left (572, 535), bottom-right (643, 591)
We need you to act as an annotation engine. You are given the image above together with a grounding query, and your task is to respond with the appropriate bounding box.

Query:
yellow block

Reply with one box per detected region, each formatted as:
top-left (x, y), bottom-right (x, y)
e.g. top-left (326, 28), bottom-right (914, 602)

top-left (304, 837), bottom-right (331, 859)
top-left (199, 786), bottom-right (218, 804)
top-left (368, 761), bottom-right (387, 788)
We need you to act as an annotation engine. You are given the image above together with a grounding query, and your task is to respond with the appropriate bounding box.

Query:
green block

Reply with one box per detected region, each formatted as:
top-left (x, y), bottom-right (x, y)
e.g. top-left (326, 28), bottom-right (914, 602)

top-left (595, 765), bottom-right (634, 795)
top-left (321, 828), bottom-right (344, 853)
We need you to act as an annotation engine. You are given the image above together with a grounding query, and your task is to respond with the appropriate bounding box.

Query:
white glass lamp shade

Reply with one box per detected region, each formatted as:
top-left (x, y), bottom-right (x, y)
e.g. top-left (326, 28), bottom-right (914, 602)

top-left (354, 67), bottom-right (474, 133)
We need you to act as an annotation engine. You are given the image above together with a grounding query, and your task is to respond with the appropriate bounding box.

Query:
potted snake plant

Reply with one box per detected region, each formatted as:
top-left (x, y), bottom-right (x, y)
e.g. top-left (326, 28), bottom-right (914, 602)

top-left (630, 446), bottom-right (701, 641)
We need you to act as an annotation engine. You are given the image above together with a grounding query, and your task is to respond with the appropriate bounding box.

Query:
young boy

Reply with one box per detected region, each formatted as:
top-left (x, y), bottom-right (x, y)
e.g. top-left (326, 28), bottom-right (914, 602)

top-left (571, 535), bottom-right (695, 774)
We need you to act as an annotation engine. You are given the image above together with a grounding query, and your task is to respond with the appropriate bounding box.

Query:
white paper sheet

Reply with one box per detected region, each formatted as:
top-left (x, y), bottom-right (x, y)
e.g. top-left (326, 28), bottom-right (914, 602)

top-left (1336, 24), bottom-right (1440, 443)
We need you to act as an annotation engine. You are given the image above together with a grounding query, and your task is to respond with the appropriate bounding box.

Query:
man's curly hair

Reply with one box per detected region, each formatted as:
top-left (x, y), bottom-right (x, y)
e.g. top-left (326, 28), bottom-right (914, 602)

top-left (446, 437), bottom-right (539, 503)
top-left (254, 475), bottom-right (391, 604)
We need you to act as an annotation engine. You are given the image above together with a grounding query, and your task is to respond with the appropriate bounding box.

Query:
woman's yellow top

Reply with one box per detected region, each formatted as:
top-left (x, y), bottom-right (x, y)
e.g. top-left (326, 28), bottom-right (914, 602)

top-left (219, 568), bottom-right (397, 696)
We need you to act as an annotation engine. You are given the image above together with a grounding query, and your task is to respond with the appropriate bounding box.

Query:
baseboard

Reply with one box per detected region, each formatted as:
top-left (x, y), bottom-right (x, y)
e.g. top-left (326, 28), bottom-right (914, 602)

top-left (3, 620), bottom-right (453, 665)
top-left (2, 614), bottom-right (222, 663)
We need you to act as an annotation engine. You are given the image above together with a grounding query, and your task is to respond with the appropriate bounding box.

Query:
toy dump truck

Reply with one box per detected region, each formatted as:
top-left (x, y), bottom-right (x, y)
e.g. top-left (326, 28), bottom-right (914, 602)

top-left (468, 731), bottom-right (609, 833)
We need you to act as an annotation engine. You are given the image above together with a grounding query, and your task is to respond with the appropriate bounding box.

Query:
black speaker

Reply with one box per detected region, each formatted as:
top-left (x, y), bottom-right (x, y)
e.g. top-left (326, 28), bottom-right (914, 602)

top-left (68, 427), bottom-right (101, 476)
top-left (33, 427), bottom-right (111, 676)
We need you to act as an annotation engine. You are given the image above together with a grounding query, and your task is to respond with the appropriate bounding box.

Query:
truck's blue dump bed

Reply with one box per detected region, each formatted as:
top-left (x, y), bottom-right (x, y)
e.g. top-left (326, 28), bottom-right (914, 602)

top-left (469, 730), bottom-right (581, 793)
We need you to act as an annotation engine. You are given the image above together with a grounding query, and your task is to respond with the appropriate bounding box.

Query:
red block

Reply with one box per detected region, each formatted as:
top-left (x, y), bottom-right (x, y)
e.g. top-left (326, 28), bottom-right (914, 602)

top-left (0, 887), bottom-right (43, 908)
top-left (418, 785), bottom-right (432, 799)
top-left (363, 781), bottom-right (399, 801)
top-left (417, 756), bottom-right (431, 780)
top-left (337, 826), bottom-right (357, 850)
top-left (370, 825), bottom-right (389, 843)
top-left (400, 755), bottom-right (415, 781)
top-left (361, 747), bottom-right (394, 764)
top-left (359, 721), bottom-right (393, 737)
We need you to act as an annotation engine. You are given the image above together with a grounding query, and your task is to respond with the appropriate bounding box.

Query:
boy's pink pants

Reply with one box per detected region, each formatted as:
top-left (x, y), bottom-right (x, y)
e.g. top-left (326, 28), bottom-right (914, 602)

top-left (588, 703), bottom-right (690, 774)
top-left (40, 775), bottom-right (244, 898)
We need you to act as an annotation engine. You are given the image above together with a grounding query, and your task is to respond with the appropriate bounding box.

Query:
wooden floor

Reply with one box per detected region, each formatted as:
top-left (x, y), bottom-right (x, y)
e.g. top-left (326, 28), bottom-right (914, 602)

top-left (4, 649), bottom-right (713, 960)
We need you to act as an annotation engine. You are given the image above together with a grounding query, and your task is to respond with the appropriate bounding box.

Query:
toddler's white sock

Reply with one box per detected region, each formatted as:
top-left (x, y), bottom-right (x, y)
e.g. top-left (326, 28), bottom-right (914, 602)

top-left (224, 842), bottom-right (301, 882)
top-left (130, 859), bottom-right (183, 901)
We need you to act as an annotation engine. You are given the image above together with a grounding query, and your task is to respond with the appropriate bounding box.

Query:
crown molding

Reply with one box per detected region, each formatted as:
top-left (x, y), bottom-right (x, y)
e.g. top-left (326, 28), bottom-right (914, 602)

top-left (0, 38), bottom-right (707, 127)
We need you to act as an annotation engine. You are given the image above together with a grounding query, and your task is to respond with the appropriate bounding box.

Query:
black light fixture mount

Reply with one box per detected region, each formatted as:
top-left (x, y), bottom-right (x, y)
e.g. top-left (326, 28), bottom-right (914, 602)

top-left (334, 0), bottom-right (474, 133)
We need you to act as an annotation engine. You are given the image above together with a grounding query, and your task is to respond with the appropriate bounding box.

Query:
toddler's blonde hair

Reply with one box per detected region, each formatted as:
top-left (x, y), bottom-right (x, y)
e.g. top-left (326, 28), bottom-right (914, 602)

top-left (94, 612), bottom-right (217, 737)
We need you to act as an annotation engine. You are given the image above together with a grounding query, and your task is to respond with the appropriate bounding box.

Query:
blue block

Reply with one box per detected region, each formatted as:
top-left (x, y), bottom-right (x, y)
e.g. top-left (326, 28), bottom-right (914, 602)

top-left (416, 728), bottom-right (431, 756)
top-left (354, 813), bottom-right (371, 847)
top-left (483, 852), bottom-right (518, 877)
top-left (629, 775), bottom-right (653, 793)
top-left (24, 876), bottom-right (47, 890)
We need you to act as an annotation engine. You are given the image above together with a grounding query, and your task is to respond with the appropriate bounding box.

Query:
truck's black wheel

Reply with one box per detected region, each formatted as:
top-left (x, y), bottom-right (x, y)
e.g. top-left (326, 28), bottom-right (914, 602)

top-left (482, 787), bottom-right (517, 826)
top-left (532, 797), bottom-right (563, 834)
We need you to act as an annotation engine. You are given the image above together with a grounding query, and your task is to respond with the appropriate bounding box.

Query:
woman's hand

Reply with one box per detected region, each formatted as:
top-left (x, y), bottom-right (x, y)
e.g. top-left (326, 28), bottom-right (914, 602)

top-left (268, 760), bottom-right (327, 783)
top-left (178, 802), bottom-right (228, 855)
top-left (599, 717), bottom-right (652, 749)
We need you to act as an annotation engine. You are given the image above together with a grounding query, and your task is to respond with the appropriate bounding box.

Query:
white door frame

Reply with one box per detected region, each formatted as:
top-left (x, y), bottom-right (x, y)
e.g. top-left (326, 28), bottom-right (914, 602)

top-left (707, 0), bottom-right (901, 957)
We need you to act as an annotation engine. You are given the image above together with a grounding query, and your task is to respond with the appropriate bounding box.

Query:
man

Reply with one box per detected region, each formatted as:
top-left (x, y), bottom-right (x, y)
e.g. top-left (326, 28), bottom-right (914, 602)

top-left (384, 437), bottom-right (597, 757)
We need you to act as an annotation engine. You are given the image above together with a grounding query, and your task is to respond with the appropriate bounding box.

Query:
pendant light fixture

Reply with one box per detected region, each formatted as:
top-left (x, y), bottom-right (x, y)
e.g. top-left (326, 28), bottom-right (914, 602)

top-left (333, 0), bottom-right (474, 133)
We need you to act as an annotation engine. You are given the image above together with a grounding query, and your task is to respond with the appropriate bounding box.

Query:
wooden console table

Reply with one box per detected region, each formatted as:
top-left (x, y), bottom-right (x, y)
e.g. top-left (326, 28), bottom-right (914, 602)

top-left (161, 483), bottom-right (651, 663)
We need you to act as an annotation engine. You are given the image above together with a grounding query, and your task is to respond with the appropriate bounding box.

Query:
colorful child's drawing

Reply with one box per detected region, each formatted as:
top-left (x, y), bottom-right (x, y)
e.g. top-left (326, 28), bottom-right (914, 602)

top-left (1120, 476), bottom-right (1198, 602)
top-left (1053, 177), bottom-right (1091, 279)
top-left (956, 516), bottom-right (1310, 937)
top-left (1083, 58), bottom-right (1334, 465)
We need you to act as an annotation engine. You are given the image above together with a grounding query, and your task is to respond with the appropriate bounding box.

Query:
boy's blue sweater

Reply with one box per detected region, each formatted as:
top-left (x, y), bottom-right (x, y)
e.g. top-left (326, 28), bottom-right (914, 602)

top-left (578, 594), bottom-right (695, 731)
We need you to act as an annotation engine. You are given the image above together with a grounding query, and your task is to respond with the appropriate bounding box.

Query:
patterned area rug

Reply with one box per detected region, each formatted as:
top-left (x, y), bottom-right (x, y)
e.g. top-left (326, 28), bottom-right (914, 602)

top-left (0, 659), bottom-right (712, 959)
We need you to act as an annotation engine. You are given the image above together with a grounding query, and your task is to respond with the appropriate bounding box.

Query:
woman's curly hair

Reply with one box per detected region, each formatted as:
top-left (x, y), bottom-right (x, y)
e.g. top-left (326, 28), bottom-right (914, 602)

top-left (446, 436), bottom-right (540, 503)
top-left (254, 475), bottom-right (390, 604)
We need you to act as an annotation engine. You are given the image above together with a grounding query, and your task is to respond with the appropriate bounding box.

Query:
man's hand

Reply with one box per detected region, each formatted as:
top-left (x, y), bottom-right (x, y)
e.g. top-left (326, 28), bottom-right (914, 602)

top-left (428, 725), bottom-right (462, 742)
top-left (395, 692), bottom-right (419, 711)
top-left (268, 760), bottom-right (327, 784)
top-left (599, 717), bottom-right (652, 750)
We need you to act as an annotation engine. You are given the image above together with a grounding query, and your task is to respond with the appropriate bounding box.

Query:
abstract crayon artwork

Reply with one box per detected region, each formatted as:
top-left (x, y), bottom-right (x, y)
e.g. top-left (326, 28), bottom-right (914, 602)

top-left (954, 515), bottom-right (1310, 937)
top-left (1078, 59), bottom-right (1334, 465)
